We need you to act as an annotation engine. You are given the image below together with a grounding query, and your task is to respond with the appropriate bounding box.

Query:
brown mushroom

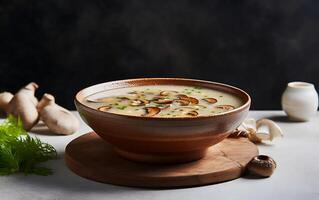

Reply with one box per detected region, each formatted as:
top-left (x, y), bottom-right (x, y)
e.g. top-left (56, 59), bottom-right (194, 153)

top-left (176, 94), bottom-right (198, 104)
top-left (7, 82), bottom-right (39, 131)
top-left (246, 155), bottom-right (276, 177)
top-left (142, 107), bottom-right (160, 117)
top-left (117, 96), bottom-right (130, 100)
top-left (203, 98), bottom-right (218, 104)
top-left (152, 96), bottom-right (163, 100)
top-left (98, 106), bottom-right (111, 112)
top-left (187, 97), bottom-right (199, 104)
top-left (130, 99), bottom-right (149, 106)
top-left (159, 91), bottom-right (178, 96)
top-left (174, 99), bottom-right (190, 106)
top-left (176, 94), bottom-right (188, 99)
top-left (153, 98), bottom-right (173, 104)
top-left (187, 110), bottom-right (198, 117)
top-left (176, 94), bottom-right (190, 102)
top-left (215, 105), bottom-right (235, 111)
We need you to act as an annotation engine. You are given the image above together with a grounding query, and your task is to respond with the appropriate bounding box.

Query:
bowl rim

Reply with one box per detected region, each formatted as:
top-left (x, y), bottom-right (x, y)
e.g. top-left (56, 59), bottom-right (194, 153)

top-left (75, 78), bottom-right (251, 121)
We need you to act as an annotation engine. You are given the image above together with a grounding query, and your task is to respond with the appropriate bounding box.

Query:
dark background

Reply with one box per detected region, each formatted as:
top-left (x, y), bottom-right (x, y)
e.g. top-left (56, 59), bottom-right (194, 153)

top-left (1, 0), bottom-right (319, 109)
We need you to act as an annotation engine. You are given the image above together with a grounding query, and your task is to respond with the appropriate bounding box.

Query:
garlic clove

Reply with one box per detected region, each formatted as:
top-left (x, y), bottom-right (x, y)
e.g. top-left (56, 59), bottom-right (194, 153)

top-left (7, 82), bottom-right (39, 131)
top-left (38, 93), bottom-right (79, 135)
top-left (0, 92), bottom-right (14, 113)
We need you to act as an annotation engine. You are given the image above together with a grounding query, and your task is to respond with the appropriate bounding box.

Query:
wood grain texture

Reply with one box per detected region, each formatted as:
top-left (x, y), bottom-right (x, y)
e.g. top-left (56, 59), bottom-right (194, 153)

top-left (65, 132), bottom-right (258, 188)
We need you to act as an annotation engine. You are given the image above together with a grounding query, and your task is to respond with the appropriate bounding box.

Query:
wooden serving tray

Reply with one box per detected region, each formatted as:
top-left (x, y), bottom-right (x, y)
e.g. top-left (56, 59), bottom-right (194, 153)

top-left (65, 132), bottom-right (258, 188)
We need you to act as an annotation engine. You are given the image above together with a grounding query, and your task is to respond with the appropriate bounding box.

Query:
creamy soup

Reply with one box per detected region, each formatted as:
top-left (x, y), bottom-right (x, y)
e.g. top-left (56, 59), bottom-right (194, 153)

top-left (83, 85), bottom-right (243, 118)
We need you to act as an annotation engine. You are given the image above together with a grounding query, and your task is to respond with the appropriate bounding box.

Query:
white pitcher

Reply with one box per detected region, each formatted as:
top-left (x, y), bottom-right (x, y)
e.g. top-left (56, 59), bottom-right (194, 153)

top-left (281, 82), bottom-right (318, 121)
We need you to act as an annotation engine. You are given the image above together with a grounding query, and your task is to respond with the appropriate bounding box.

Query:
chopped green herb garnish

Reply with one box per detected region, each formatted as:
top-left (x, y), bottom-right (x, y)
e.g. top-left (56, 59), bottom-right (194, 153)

top-left (116, 105), bottom-right (127, 110)
top-left (193, 86), bottom-right (202, 90)
top-left (0, 116), bottom-right (57, 176)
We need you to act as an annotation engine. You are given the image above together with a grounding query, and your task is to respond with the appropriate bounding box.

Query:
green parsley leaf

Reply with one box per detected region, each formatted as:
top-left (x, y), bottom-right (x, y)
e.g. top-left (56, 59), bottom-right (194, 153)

top-left (0, 115), bottom-right (57, 176)
top-left (116, 105), bottom-right (127, 110)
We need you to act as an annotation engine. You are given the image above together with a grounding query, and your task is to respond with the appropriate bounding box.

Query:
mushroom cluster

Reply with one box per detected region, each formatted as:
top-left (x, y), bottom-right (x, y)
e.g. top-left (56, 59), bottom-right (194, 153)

top-left (230, 118), bottom-right (283, 143)
top-left (87, 88), bottom-right (237, 118)
top-left (0, 83), bottom-right (79, 135)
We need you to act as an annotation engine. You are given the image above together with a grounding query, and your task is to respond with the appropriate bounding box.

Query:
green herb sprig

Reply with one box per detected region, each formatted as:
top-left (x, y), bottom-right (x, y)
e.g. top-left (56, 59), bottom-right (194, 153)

top-left (0, 116), bottom-right (57, 176)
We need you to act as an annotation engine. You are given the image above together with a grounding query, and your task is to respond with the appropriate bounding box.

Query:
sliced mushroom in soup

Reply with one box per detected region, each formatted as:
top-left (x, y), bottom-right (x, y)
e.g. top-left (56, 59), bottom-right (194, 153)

top-left (84, 85), bottom-right (243, 117)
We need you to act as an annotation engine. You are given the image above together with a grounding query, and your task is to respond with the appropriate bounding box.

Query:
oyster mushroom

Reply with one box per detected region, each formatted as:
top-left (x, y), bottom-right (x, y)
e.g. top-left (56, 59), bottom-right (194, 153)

top-left (98, 106), bottom-right (111, 112)
top-left (203, 98), bottom-right (218, 104)
top-left (256, 119), bottom-right (283, 141)
top-left (215, 105), bottom-right (235, 111)
top-left (130, 99), bottom-right (149, 106)
top-left (142, 107), bottom-right (160, 117)
top-left (247, 155), bottom-right (276, 177)
top-left (230, 118), bottom-right (283, 143)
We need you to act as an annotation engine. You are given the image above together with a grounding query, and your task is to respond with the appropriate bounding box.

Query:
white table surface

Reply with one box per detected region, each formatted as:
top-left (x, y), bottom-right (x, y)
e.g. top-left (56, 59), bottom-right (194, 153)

top-left (0, 111), bottom-right (318, 200)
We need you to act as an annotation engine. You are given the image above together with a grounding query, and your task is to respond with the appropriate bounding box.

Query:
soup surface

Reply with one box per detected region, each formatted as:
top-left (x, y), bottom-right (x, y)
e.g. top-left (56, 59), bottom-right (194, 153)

top-left (83, 85), bottom-right (243, 118)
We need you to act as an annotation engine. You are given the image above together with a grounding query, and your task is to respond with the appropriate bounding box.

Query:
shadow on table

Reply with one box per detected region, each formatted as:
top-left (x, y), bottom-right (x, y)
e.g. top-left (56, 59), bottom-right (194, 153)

top-left (12, 153), bottom-right (143, 194)
top-left (30, 122), bottom-right (65, 136)
top-left (241, 174), bottom-right (267, 180)
top-left (265, 114), bottom-right (303, 123)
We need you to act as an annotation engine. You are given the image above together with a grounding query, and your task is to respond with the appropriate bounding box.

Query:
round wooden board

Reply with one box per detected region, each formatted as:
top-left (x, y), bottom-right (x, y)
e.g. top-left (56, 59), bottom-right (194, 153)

top-left (65, 132), bottom-right (258, 188)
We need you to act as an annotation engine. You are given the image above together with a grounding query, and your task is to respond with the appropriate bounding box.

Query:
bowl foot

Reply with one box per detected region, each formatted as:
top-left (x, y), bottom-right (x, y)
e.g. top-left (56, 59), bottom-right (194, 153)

top-left (115, 148), bottom-right (207, 164)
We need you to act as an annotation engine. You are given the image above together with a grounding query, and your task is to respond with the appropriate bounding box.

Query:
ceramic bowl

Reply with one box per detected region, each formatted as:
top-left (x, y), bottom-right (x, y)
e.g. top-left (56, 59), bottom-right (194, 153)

top-left (282, 81), bottom-right (318, 121)
top-left (75, 78), bottom-right (251, 164)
